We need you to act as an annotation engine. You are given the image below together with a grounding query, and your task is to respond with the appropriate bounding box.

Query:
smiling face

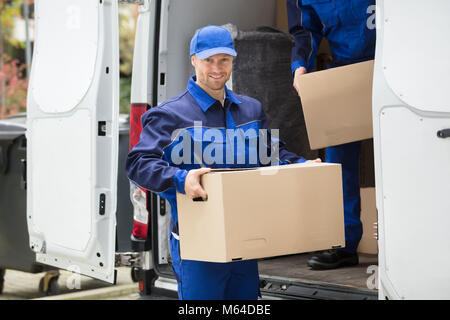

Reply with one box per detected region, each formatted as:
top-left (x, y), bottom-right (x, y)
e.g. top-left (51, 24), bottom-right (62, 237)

top-left (191, 53), bottom-right (233, 100)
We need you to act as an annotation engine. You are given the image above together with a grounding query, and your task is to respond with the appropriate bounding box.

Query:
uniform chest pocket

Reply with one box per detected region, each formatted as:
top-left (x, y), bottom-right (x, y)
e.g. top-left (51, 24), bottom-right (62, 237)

top-left (301, 0), bottom-right (339, 27)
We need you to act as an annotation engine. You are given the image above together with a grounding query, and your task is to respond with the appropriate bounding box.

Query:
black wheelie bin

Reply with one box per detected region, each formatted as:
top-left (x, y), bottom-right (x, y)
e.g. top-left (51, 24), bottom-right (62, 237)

top-left (0, 113), bottom-right (134, 296)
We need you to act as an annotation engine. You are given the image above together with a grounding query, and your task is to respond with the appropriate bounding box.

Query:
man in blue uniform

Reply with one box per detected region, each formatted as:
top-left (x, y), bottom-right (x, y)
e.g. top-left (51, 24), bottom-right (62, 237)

top-left (287, 0), bottom-right (376, 269)
top-left (126, 25), bottom-right (319, 299)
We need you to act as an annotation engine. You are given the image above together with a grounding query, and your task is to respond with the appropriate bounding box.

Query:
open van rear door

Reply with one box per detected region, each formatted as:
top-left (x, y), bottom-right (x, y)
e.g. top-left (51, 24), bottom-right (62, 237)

top-left (374, 0), bottom-right (450, 299)
top-left (26, 0), bottom-right (120, 283)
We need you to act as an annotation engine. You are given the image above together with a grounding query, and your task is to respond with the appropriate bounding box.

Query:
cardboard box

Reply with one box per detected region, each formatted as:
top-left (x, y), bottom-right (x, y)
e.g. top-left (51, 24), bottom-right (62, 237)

top-left (276, 0), bottom-right (288, 31)
top-left (176, 163), bottom-right (345, 262)
top-left (296, 60), bottom-right (374, 150)
top-left (357, 188), bottom-right (378, 255)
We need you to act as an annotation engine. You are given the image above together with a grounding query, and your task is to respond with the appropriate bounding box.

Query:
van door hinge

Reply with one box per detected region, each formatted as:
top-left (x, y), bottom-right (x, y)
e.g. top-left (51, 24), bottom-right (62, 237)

top-left (115, 252), bottom-right (140, 268)
top-left (115, 251), bottom-right (152, 269)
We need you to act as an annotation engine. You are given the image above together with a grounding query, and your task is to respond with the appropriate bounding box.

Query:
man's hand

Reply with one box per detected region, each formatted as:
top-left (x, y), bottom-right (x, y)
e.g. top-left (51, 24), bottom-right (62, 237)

top-left (293, 66), bottom-right (307, 96)
top-left (184, 168), bottom-right (211, 200)
top-left (306, 158), bottom-right (322, 164)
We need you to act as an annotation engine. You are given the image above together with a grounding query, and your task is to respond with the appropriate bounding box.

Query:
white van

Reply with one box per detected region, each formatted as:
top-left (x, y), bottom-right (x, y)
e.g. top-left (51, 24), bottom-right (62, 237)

top-left (25, 0), bottom-right (450, 300)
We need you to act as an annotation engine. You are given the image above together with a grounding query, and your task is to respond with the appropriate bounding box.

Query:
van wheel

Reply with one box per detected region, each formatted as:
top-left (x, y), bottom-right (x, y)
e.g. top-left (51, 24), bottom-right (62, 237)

top-left (131, 267), bottom-right (140, 283)
top-left (0, 269), bottom-right (5, 294)
top-left (47, 277), bottom-right (60, 295)
top-left (39, 273), bottom-right (60, 296)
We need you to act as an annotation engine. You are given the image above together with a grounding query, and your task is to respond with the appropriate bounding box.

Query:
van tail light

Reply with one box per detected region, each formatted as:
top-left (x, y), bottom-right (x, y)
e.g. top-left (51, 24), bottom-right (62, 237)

top-left (129, 103), bottom-right (150, 240)
top-left (129, 103), bottom-right (148, 151)
top-left (130, 181), bottom-right (149, 239)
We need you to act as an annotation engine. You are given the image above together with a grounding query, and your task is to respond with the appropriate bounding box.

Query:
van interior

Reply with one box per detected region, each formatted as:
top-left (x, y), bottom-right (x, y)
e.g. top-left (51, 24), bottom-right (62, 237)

top-left (141, 0), bottom-right (378, 299)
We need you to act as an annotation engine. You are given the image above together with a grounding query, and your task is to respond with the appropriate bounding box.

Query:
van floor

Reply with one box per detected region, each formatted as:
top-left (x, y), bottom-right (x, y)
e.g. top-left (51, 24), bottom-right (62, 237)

top-left (159, 252), bottom-right (378, 299)
top-left (258, 252), bottom-right (378, 291)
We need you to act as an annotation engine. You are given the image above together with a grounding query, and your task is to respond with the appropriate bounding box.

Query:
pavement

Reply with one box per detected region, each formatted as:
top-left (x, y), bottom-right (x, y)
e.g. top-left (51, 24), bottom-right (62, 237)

top-left (0, 267), bottom-right (141, 300)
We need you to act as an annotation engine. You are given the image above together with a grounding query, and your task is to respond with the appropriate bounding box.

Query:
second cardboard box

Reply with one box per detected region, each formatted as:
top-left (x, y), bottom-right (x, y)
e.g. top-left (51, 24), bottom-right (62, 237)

top-left (296, 60), bottom-right (374, 150)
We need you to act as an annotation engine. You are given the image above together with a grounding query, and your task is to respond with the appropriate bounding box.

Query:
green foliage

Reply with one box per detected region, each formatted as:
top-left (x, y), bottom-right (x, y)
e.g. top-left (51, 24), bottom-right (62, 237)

top-left (0, 54), bottom-right (28, 118)
top-left (118, 5), bottom-right (138, 114)
top-left (119, 7), bottom-right (136, 77)
top-left (0, 1), bottom-right (30, 118)
top-left (120, 77), bottom-right (131, 114)
top-left (1, 0), bottom-right (24, 48)
top-left (0, 2), bottom-right (136, 117)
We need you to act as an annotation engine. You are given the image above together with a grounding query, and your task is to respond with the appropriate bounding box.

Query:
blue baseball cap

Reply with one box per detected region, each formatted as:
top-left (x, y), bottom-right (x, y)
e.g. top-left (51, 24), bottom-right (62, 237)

top-left (190, 25), bottom-right (237, 59)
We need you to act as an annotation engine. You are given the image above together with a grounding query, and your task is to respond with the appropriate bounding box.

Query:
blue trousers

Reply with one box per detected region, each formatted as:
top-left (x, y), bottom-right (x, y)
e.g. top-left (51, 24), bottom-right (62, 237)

top-left (325, 141), bottom-right (363, 253)
top-left (169, 233), bottom-right (260, 300)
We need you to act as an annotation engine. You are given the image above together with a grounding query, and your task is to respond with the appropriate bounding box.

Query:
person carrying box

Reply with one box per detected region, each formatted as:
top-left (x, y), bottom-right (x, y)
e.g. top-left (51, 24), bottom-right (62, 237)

top-left (286, 0), bottom-right (376, 269)
top-left (126, 25), bottom-right (320, 300)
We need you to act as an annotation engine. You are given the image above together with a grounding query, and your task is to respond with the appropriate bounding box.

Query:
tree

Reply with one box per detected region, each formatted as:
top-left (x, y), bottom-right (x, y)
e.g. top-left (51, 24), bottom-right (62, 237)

top-left (0, 0), bottom-right (28, 118)
top-left (119, 5), bottom-right (138, 114)
top-left (1, 2), bottom-right (136, 117)
top-left (0, 55), bottom-right (28, 118)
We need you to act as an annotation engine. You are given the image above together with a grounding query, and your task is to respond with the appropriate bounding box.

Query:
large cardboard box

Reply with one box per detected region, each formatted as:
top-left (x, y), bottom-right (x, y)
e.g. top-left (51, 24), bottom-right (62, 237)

top-left (296, 60), bottom-right (374, 150)
top-left (176, 163), bottom-right (345, 262)
top-left (357, 188), bottom-right (378, 255)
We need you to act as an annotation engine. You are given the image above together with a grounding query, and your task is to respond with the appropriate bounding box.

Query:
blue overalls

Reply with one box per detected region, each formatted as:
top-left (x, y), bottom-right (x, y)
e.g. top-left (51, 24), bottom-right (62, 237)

top-left (126, 76), bottom-right (306, 299)
top-left (287, 0), bottom-right (376, 253)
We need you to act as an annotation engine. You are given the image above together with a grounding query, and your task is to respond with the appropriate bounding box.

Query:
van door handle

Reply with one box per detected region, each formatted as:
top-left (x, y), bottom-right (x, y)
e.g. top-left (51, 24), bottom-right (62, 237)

top-left (437, 129), bottom-right (450, 139)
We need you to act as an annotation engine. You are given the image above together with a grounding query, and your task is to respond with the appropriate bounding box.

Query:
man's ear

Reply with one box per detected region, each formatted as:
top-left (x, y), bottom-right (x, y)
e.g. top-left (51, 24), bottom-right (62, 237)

top-left (191, 55), bottom-right (196, 68)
